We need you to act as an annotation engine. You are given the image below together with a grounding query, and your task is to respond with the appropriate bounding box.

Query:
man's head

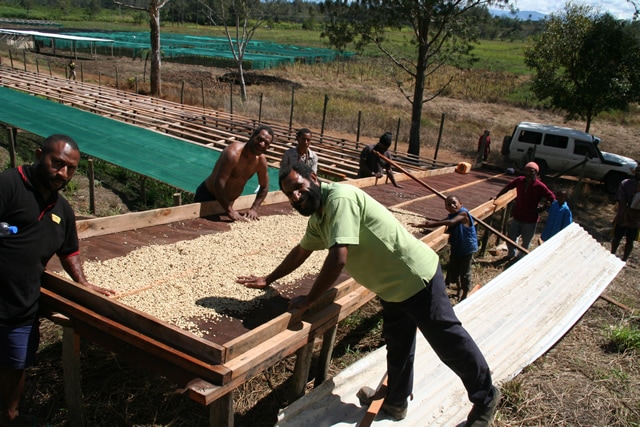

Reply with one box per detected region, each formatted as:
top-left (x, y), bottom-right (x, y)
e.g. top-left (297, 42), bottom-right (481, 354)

top-left (295, 128), bottom-right (313, 153)
top-left (374, 132), bottom-right (392, 153)
top-left (444, 195), bottom-right (462, 214)
top-left (248, 125), bottom-right (274, 156)
top-left (279, 163), bottom-right (322, 216)
top-left (556, 189), bottom-right (568, 205)
top-left (524, 161), bottom-right (539, 181)
top-left (33, 134), bottom-right (80, 194)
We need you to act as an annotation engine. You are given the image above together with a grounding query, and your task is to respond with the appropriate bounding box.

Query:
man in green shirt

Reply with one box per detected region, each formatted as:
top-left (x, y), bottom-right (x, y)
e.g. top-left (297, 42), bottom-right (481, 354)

top-left (238, 163), bottom-right (500, 426)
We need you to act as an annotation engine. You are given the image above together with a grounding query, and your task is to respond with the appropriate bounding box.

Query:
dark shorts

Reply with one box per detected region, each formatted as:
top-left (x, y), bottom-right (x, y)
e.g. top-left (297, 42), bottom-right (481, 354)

top-left (614, 224), bottom-right (639, 241)
top-left (194, 181), bottom-right (216, 203)
top-left (0, 318), bottom-right (40, 369)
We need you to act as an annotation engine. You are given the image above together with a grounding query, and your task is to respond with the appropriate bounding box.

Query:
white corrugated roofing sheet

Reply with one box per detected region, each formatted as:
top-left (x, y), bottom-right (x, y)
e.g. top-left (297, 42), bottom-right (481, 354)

top-left (276, 223), bottom-right (625, 426)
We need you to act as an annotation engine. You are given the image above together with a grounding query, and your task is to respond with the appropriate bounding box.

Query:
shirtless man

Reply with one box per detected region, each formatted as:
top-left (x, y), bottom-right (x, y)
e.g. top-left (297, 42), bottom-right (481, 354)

top-left (194, 125), bottom-right (274, 221)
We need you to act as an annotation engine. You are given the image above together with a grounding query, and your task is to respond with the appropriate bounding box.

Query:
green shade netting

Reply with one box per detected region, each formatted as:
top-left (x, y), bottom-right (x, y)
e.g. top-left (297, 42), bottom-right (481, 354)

top-left (0, 86), bottom-right (280, 195)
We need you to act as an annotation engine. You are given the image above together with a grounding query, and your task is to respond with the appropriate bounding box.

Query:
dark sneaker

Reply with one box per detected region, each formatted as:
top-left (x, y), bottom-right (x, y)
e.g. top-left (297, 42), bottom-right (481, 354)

top-left (464, 386), bottom-right (502, 427)
top-left (381, 400), bottom-right (408, 421)
top-left (356, 386), bottom-right (408, 421)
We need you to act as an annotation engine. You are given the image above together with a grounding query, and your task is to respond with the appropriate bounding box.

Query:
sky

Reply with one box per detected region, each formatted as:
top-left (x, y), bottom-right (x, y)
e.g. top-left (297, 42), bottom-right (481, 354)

top-left (510, 0), bottom-right (637, 20)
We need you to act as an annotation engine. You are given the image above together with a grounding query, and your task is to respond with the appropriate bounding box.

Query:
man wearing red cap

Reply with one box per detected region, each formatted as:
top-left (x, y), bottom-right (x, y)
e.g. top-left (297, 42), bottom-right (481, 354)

top-left (495, 162), bottom-right (556, 259)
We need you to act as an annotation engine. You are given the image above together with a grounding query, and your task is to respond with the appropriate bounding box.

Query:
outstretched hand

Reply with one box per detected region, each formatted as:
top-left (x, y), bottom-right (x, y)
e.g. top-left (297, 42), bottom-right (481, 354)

top-left (236, 275), bottom-right (268, 289)
top-left (86, 283), bottom-right (117, 297)
top-left (244, 208), bottom-right (260, 221)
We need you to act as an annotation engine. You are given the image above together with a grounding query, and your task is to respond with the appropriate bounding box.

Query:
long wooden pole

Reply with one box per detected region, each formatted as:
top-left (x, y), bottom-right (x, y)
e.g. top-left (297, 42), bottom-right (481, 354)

top-left (374, 152), bottom-right (530, 254)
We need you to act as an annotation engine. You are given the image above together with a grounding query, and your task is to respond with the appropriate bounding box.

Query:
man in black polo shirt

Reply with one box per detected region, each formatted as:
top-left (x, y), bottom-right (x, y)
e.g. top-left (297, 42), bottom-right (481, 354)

top-left (0, 134), bottom-right (115, 425)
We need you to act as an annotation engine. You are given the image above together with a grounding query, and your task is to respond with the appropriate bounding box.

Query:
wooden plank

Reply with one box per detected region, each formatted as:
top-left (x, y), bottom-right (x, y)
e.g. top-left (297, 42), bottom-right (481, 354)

top-left (43, 273), bottom-right (227, 365)
top-left (41, 288), bottom-right (233, 384)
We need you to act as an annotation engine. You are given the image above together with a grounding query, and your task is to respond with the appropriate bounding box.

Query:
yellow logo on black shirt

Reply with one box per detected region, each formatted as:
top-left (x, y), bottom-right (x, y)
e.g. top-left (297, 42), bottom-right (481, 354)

top-left (51, 213), bottom-right (61, 224)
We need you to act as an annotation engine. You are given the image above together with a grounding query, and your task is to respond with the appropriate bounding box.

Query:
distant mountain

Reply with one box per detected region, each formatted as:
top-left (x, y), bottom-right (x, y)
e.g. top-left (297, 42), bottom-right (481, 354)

top-left (489, 8), bottom-right (547, 21)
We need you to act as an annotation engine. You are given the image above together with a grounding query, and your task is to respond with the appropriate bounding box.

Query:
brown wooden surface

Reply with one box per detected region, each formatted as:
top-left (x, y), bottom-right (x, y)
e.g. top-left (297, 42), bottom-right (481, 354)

top-left (47, 168), bottom-right (513, 349)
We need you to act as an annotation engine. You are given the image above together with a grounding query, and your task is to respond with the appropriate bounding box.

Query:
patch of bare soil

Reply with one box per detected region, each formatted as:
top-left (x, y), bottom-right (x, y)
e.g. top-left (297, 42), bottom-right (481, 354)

top-left (3, 55), bottom-right (639, 426)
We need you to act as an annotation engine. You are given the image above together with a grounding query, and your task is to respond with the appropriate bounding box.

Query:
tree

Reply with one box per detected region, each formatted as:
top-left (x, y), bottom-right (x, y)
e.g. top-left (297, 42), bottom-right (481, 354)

top-left (201, 0), bottom-right (280, 102)
top-left (320, 0), bottom-right (509, 157)
top-left (113, 0), bottom-right (171, 97)
top-left (524, 4), bottom-right (640, 132)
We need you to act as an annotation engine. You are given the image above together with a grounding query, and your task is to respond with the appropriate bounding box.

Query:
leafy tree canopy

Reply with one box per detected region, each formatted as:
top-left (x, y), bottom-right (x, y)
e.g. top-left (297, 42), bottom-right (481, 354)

top-left (524, 3), bottom-right (640, 132)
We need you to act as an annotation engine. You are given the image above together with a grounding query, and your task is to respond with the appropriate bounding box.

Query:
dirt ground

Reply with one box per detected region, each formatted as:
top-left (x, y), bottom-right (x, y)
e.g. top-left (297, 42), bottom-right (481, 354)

top-left (2, 52), bottom-right (639, 426)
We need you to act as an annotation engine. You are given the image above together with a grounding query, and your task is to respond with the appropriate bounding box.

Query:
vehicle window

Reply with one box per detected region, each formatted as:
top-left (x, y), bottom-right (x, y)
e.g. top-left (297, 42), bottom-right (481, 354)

top-left (517, 130), bottom-right (542, 145)
top-left (574, 140), bottom-right (596, 158)
top-left (543, 134), bottom-right (568, 149)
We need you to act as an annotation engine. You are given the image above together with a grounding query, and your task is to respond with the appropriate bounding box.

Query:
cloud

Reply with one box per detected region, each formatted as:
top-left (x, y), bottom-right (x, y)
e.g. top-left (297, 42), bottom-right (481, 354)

top-left (512, 0), bottom-right (636, 20)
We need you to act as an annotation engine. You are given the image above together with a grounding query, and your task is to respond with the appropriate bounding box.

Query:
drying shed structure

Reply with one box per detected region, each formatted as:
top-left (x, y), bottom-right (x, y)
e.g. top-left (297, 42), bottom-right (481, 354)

top-left (276, 223), bottom-right (625, 426)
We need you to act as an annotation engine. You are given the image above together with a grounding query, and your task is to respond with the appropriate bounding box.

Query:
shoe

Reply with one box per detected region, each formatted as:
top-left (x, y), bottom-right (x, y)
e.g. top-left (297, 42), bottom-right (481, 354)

top-left (464, 386), bottom-right (501, 427)
top-left (357, 386), bottom-right (408, 421)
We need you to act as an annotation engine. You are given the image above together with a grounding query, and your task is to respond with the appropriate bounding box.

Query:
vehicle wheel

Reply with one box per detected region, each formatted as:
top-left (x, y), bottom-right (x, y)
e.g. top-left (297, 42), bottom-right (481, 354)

top-left (604, 172), bottom-right (626, 194)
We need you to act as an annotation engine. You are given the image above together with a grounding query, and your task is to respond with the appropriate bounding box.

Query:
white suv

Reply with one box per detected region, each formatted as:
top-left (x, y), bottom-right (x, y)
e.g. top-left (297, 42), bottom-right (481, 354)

top-left (501, 122), bottom-right (637, 193)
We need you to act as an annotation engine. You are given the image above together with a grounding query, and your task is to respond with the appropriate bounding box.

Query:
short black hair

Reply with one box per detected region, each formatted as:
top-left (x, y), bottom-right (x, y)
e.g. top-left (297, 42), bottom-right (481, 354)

top-left (41, 134), bottom-right (79, 154)
top-left (279, 162), bottom-right (314, 191)
top-left (296, 128), bottom-right (312, 138)
top-left (250, 124), bottom-right (274, 141)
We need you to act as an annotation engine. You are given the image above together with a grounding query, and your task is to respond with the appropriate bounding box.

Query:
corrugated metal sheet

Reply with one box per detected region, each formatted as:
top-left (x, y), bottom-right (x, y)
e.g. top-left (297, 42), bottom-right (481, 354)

top-left (276, 223), bottom-right (625, 426)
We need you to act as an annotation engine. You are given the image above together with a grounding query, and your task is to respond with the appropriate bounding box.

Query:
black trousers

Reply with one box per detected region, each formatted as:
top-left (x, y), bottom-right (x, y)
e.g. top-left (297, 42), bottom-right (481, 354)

top-left (380, 264), bottom-right (494, 406)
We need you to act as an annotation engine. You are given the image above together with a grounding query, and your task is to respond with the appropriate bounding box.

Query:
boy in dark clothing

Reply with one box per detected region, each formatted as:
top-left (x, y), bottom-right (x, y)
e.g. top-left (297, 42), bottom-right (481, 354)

top-left (411, 195), bottom-right (478, 301)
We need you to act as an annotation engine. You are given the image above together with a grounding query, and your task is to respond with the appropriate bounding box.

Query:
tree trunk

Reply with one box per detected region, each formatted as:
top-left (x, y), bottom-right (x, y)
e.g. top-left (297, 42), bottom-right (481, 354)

top-left (408, 42), bottom-right (428, 157)
top-left (238, 61), bottom-right (247, 101)
top-left (149, 3), bottom-right (162, 97)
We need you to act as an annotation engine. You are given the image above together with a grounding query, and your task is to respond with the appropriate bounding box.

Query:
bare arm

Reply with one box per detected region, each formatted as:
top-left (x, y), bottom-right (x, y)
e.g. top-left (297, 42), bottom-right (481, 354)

top-left (411, 211), bottom-right (469, 229)
top-left (246, 156), bottom-right (270, 220)
top-left (61, 254), bottom-right (115, 296)
top-left (212, 146), bottom-right (244, 221)
top-left (237, 244), bottom-right (313, 289)
top-left (288, 244), bottom-right (347, 311)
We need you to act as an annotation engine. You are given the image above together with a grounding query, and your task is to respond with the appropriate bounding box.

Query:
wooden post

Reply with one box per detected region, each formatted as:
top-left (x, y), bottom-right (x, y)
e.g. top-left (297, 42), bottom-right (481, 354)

top-left (135, 76), bottom-right (138, 94)
top-left (62, 326), bottom-right (86, 427)
top-left (9, 49), bottom-right (13, 68)
top-left (36, 59), bottom-right (39, 74)
top-left (88, 159), bottom-right (95, 215)
top-left (173, 193), bottom-right (182, 206)
top-left (315, 325), bottom-right (337, 387)
top-left (48, 61), bottom-right (52, 76)
top-left (394, 118), bottom-right (401, 152)
top-left (434, 113), bottom-right (445, 162)
top-left (356, 111), bottom-right (362, 149)
top-left (80, 62), bottom-right (83, 82)
top-left (23, 50), bottom-right (27, 71)
top-left (201, 81), bottom-right (205, 110)
top-left (479, 214), bottom-right (493, 257)
top-left (181, 80), bottom-right (185, 104)
top-left (288, 85), bottom-right (295, 132)
top-left (115, 66), bottom-right (119, 90)
top-left (209, 392), bottom-right (233, 427)
top-left (258, 93), bottom-right (263, 123)
top-left (7, 127), bottom-right (17, 168)
top-left (320, 94), bottom-right (328, 144)
top-left (229, 81), bottom-right (233, 114)
top-left (140, 176), bottom-right (147, 206)
top-left (289, 340), bottom-right (314, 401)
